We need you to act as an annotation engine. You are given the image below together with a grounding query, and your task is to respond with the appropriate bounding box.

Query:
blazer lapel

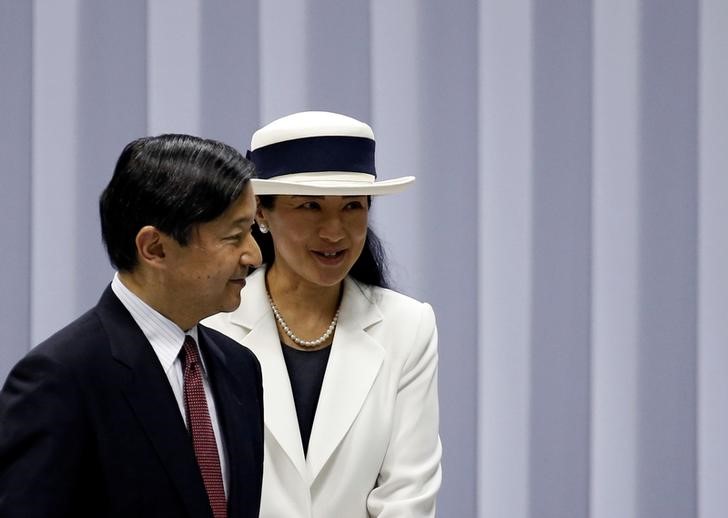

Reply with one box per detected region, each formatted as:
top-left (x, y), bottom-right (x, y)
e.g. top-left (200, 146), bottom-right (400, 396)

top-left (97, 287), bottom-right (212, 518)
top-left (228, 271), bottom-right (386, 484)
top-left (305, 278), bottom-right (384, 482)
top-left (230, 270), bottom-right (308, 481)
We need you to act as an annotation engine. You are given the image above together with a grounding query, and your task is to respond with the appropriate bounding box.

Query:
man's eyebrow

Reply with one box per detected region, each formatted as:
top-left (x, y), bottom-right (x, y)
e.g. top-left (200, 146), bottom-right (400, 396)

top-left (289, 195), bottom-right (365, 200)
top-left (229, 216), bottom-right (255, 227)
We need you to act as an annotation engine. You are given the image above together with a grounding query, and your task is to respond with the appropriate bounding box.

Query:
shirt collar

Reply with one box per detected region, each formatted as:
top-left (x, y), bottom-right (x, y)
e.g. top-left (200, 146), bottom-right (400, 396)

top-left (111, 273), bottom-right (207, 376)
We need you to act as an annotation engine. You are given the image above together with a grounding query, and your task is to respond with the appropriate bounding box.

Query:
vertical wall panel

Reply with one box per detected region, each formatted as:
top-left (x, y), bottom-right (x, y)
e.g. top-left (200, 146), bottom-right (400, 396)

top-left (147, 0), bottom-right (201, 135)
top-left (200, 0), bottom-right (259, 150)
top-left (638, 1), bottom-right (698, 517)
top-left (418, 2), bottom-right (479, 517)
top-left (31, 0), bottom-right (81, 344)
top-left (306, 0), bottom-right (370, 122)
top-left (530, 1), bottom-right (593, 516)
top-left (370, 0), bottom-right (422, 294)
top-left (590, 1), bottom-right (639, 517)
top-left (0, 1), bottom-right (32, 379)
top-left (478, 0), bottom-right (533, 517)
top-left (76, 0), bottom-right (147, 310)
top-left (258, 0), bottom-right (308, 123)
top-left (698, 0), bottom-right (728, 516)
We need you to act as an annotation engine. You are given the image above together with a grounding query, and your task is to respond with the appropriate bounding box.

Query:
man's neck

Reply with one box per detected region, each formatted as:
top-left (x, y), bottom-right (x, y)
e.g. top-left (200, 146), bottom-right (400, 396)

top-left (117, 270), bottom-right (196, 331)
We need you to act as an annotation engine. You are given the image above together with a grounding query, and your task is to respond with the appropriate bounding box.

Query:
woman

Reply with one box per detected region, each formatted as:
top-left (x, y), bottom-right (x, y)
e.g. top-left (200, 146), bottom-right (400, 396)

top-left (205, 111), bottom-right (441, 517)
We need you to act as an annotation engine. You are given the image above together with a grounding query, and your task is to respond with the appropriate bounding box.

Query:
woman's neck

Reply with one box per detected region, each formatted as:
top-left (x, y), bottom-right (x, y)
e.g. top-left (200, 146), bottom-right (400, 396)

top-left (265, 264), bottom-right (343, 350)
top-left (265, 264), bottom-right (342, 314)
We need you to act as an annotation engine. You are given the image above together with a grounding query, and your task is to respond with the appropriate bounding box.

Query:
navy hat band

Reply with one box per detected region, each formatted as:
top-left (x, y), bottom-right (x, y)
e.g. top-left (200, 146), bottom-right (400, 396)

top-left (247, 135), bottom-right (376, 180)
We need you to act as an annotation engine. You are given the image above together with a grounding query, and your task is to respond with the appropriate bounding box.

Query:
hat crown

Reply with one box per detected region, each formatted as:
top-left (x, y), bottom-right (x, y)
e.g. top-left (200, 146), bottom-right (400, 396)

top-left (247, 111), bottom-right (414, 196)
top-left (251, 111), bottom-right (374, 150)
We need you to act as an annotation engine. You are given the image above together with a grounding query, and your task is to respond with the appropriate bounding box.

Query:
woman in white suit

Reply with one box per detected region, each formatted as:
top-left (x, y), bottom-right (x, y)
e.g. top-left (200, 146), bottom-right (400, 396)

top-left (204, 111), bottom-right (441, 517)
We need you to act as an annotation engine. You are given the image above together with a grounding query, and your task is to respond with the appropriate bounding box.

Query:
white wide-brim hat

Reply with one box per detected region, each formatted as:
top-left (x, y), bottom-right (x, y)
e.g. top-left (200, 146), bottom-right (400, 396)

top-left (247, 111), bottom-right (415, 196)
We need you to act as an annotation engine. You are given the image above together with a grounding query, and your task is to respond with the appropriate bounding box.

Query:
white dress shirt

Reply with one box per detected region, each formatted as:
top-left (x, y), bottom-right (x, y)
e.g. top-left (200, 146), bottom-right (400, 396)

top-left (111, 273), bottom-right (228, 495)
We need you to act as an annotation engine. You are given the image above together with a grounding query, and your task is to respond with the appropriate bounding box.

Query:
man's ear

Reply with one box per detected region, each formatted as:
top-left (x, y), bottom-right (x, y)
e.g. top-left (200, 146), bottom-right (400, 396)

top-left (135, 225), bottom-right (167, 268)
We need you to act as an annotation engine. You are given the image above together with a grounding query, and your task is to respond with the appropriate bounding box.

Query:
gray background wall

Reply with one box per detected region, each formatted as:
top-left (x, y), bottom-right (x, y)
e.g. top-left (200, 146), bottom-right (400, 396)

top-left (1, 1), bottom-right (727, 517)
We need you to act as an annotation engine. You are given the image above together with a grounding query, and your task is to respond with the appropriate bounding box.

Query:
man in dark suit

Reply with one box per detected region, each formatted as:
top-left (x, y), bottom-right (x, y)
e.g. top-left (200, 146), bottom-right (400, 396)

top-left (0, 134), bottom-right (264, 517)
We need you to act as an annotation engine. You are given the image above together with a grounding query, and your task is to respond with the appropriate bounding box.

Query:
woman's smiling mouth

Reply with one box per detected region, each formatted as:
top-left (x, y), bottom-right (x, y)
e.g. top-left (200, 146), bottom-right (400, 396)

top-left (312, 249), bottom-right (346, 264)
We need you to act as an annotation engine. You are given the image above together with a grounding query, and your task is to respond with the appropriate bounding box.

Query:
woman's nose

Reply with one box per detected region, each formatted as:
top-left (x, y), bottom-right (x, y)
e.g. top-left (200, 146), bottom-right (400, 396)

top-left (319, 216), bottom-right (345, 242)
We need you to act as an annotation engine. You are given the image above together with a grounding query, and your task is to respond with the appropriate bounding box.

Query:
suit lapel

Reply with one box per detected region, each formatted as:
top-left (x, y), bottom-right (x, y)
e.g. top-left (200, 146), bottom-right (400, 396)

top-left (197, 326), bottom-right (260, 517)
top-left (231, 270), bottom-right (308, 480)
top-left (97, 287), bottom-right (213, 518)
top-left (305, 278), bottom-right (384, 481)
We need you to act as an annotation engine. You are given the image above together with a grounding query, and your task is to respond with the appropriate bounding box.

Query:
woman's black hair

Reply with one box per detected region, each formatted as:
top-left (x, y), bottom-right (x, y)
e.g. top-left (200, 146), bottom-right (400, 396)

top-left (254, 195), bottom-right (390, 289)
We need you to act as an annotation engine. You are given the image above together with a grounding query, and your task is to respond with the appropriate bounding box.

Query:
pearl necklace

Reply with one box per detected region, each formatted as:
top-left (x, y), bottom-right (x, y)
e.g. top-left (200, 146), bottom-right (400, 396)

top-left (267, 292), bottom-right (340, 348)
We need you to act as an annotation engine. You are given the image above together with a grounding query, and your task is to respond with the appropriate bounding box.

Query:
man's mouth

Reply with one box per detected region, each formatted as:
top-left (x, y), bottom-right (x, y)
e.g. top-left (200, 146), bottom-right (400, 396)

top-left (229, 273), bottom-right (247, 286)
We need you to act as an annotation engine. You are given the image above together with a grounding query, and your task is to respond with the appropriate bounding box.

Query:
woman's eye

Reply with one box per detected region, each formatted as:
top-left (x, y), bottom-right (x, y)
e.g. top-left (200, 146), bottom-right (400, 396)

top-left (299, 202), bottom-right (320, 210)
top-left (345, 201), bottom-right (364, 210)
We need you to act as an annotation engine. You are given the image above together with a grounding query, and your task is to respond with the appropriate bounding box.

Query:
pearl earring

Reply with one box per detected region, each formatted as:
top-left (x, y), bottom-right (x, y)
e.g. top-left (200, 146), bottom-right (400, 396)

top-left (258, 222), bottom-right (269, 234)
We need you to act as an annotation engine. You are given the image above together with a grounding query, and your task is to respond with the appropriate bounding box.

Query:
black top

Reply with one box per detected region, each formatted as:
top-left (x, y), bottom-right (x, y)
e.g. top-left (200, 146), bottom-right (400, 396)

top-left (281, 342), bottom-right (332, 456)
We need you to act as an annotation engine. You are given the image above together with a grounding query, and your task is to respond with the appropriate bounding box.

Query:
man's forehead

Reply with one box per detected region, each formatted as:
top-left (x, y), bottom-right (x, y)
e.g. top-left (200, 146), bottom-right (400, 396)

top-left (228, 215), bottom-right (255, 227)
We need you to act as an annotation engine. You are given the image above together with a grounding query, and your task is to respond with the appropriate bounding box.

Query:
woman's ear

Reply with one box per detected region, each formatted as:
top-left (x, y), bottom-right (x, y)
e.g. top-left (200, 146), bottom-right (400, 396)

top-left (255, 205), bottom-right (268, 228)
top-left (135, 225), bottom-right (166, 268)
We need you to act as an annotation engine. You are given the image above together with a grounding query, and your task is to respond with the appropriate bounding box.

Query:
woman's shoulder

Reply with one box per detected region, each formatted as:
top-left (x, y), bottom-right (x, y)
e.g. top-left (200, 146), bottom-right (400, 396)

top-left (348, 281), bottom-right (438, 366)
top-left (348, 279), bottom-right (435, 323)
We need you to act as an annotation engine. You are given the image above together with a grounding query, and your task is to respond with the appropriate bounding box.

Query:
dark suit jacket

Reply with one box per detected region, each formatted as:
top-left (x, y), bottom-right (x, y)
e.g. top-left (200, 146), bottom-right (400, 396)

top-left (0, 286), bottom-right (263, 518)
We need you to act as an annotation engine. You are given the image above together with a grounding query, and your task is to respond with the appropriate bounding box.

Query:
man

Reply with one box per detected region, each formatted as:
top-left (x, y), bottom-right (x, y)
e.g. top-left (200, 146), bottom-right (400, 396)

top-left (0, 135), bottom-right (264, 518)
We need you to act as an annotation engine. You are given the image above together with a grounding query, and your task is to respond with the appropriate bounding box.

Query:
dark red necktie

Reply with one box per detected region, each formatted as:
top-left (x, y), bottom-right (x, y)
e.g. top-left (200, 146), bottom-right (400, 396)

top-left (181, 336), bottom-right (227, 518)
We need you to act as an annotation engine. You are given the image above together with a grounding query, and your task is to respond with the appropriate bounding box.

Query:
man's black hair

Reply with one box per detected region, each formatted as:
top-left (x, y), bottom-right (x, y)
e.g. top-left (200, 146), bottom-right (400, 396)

top-left (100, 134), bottom-right (255, 271)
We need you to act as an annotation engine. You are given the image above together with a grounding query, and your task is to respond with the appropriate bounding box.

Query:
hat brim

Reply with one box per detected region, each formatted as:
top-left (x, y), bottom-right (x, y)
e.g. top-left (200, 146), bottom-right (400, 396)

top-left (250, 174), bottom-right (415, 196)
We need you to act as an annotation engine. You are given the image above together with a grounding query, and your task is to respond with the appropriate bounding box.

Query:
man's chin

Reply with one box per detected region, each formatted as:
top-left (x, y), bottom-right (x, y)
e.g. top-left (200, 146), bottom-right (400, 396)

top-left (220, 295), bottom-right (243, 314)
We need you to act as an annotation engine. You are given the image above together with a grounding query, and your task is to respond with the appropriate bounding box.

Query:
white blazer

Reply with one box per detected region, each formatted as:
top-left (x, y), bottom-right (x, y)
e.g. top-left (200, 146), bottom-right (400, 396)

top-left (204, 267), bottom-right (442, 518)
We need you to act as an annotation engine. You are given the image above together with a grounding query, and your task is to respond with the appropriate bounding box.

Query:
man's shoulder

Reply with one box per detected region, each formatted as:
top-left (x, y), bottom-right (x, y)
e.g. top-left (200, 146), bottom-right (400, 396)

top-left (2, 306), bottom-right (113, 397)
top-left (31, 307), bottom-right (108, 362)
top-left (200, 324), bottom-right (257, 364)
